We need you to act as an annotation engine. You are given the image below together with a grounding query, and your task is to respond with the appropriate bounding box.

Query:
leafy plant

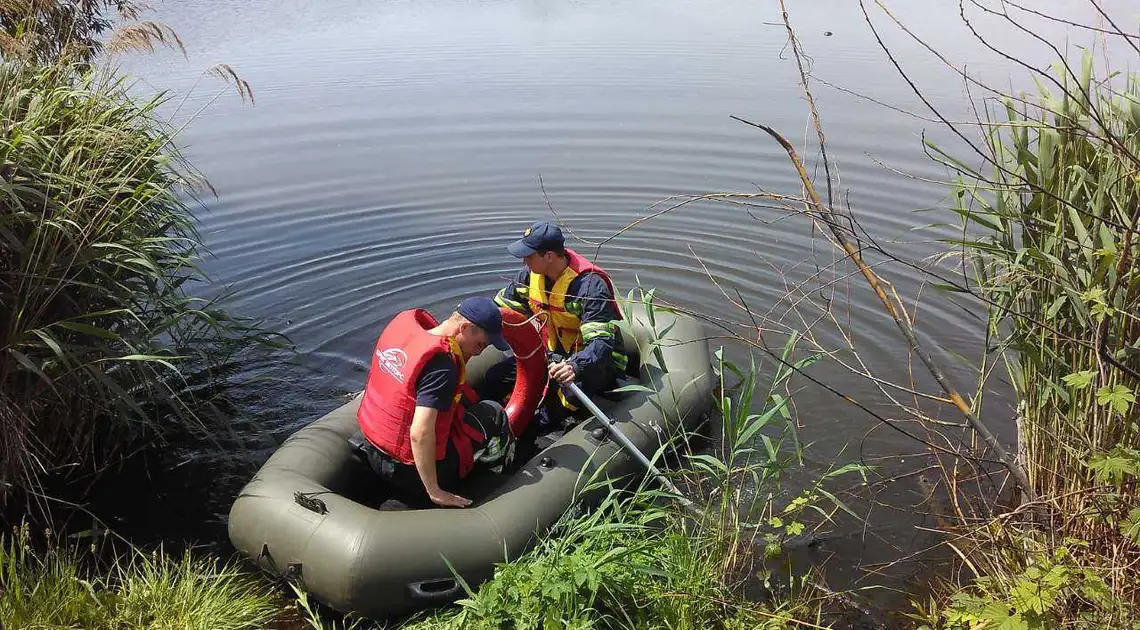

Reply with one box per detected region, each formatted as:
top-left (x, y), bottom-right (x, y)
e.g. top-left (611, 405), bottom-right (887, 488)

top-left (913, 539), bottom-right (1127, 630)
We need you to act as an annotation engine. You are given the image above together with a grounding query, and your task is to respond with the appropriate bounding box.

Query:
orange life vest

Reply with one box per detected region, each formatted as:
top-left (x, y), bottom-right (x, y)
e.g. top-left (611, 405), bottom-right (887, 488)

top-left (357, 309), bottom-right (482, 478)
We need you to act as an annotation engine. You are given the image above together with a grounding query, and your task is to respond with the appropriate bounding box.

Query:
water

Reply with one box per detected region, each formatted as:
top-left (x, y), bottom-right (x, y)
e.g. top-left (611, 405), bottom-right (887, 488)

top-left (116, 0), bottom-right (1137, 613)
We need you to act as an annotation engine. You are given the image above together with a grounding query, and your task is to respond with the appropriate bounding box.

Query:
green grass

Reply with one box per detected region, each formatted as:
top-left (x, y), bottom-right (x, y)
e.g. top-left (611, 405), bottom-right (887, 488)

top-left (399, 490), bottom-right (829, 630)
top-left (0, 524), bottom-right (282, 630)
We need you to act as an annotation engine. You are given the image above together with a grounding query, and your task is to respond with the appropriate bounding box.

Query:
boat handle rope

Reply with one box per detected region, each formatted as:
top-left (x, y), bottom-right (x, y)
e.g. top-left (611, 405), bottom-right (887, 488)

top-left (294, 490), bottom-right (329, 514)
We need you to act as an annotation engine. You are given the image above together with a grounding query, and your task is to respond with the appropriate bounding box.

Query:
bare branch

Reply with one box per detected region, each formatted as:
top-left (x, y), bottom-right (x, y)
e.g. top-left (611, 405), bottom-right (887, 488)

top-left (728, 113), bottom-right (1035, 500)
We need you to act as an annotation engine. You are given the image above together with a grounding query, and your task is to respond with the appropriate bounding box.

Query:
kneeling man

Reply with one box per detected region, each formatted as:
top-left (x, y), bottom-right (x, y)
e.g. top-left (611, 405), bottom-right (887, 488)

top-left (356, 297), bottom-right (512, 508)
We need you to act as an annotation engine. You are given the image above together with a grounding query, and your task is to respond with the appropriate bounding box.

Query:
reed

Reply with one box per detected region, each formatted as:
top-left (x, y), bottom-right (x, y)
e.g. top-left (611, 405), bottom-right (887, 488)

top-left (917, 52), bottom-right (1140, 627)
top-left (0, 58), bottom-right (280, 504)
top-left (0, 0), bottom-right (164, 63)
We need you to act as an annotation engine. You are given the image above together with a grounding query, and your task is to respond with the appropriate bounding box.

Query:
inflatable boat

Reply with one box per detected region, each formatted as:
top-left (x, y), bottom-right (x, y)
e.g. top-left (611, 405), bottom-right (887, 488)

top-left (227, 303), bottom-right (713, 619)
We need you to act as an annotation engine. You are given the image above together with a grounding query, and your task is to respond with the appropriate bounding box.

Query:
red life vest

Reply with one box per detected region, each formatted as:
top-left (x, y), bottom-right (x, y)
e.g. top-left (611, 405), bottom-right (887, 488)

top-left (566, 249), bottom-right (621, 314)
top-left (357, 309), bottom-right (482, 478)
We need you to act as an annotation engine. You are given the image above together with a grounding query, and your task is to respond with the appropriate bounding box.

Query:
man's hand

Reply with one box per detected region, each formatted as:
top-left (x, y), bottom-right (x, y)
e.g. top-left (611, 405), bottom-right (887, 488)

top-left (410, 406), bottom-right (471, 507)
top-left (427, 488), bottom-right (472, 508)
top-left (548, 361), bottom-right (576, 385)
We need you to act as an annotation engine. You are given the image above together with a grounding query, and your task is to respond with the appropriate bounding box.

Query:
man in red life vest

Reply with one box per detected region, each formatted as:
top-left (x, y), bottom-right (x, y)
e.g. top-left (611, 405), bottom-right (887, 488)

top-left (488, 221), bottom-right (629, 430)
top-left (356, 297), bottom-right (513, 508)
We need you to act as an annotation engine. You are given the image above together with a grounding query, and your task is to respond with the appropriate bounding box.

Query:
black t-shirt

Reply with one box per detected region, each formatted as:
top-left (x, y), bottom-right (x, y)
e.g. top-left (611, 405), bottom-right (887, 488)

top-left (415, 353), bottom-right (458, 410)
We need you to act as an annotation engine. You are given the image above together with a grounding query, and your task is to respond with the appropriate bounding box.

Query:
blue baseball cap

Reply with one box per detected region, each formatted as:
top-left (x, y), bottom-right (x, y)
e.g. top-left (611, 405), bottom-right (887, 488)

top-left (508, 221), bottom-right (565, 258)
top-left (457, 297), bottom-right (511, 351)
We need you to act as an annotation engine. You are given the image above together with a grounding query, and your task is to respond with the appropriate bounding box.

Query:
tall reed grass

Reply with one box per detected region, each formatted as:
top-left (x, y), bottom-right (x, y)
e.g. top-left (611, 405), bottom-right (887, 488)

top-left (0, 0), bottom-right (154, 63)
top-left (920, 52), bottom-right (1140, 627)
top-left (0, 58), bottom-right (279, 504)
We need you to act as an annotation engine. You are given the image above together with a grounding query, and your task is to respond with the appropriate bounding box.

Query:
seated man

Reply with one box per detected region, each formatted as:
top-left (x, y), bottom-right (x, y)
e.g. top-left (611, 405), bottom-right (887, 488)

top-left (355, 297), bottom-right (513, 508)
top-left (487, 220), bottom-right (629, 430)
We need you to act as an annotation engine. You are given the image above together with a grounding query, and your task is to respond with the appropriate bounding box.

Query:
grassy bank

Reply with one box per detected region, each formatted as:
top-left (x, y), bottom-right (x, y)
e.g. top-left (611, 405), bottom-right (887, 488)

top-left (1, 523), bottom-right (281, 630)
top-left (394, 491), bottom-right (825, 630)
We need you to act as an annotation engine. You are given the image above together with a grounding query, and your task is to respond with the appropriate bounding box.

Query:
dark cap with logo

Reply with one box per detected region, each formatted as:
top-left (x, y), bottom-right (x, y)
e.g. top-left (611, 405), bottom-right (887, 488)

top-left (507, 221), bottom-right (565, 258)
top-left (457, 297), bottom-right (511, 351)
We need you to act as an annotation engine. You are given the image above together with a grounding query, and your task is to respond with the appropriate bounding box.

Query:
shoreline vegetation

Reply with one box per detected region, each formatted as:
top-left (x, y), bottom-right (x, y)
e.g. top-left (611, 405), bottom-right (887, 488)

top-left (0, 6), bottom-right (273, 539)
top-left (2, 1), bottom-right (1137, 629)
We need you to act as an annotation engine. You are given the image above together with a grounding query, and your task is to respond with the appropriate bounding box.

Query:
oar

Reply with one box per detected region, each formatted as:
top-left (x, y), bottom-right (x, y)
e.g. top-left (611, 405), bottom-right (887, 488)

top-left (563, 381), bottom-right (700, 516)
top-left (564, 381), bottom-right (826, 549)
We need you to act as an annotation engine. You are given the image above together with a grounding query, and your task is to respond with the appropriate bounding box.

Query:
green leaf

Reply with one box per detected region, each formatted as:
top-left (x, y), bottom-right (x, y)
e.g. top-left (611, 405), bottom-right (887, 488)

top-left (608, 383), bottom-right (656, 394)
top-left (816, 487), bottom-right (860, 520)
top-left (931, 282), bottom-right (970, 293)
top-left (1095, 384), bottom-right (1135, 415)
top-left (1085, 446), bottom-right (1140, 485)
top-left (8, 349), bottom-right (58, 393)
top-left (685, 453), bottom-right (729, 475)
top-left (735, 403), bottom-right (785, 446)
top-left (1080, 287), bottom-right (1106, 304)
top-left (1120, 507), bottom-right (1140, 545)
top-left (1061, 370), bottom-right (1096, 390)
top-left (1077, 569), bottom-right (1113, 606)
top-left (52, 321), bottom-right (120, 339)
top-left (1045, 295), bottom-right (1067, 319)
top-left (823, 462), bottom-right (871, 481)
top-left (1010, 579), bottom-right (1047, 616)
top-left (28, 328), bottom-right (69, 364)
top-left (992, 611), bottom-right (1030, 630)
top-left (759, 435), bottom-right (777, 461)
top-left (1091, 301), bottom-right (1115, 319)
top-left (783, 495), bottom-right (811, 513)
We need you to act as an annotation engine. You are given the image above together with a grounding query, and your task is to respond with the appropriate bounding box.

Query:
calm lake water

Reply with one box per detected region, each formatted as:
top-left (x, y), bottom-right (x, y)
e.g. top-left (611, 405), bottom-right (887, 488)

top-left (118, 0), bottom-right (1135, 614)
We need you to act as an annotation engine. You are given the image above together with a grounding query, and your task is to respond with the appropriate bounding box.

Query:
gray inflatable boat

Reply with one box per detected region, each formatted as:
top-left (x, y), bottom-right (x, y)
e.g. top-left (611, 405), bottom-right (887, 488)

top-left (227, 304), bottom-right (712, 620)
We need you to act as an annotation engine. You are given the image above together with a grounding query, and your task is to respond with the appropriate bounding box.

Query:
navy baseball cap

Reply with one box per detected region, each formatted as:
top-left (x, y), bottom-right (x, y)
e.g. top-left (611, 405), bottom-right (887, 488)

top-left (457, 297), bottom-right (511, 351)
top-left (508, 221), bottom-right (565, 258)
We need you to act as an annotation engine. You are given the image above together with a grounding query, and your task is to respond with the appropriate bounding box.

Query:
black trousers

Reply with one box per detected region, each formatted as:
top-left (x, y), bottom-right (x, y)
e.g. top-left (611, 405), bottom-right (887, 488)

top-left (357, 400), bottom-right (508, 504)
